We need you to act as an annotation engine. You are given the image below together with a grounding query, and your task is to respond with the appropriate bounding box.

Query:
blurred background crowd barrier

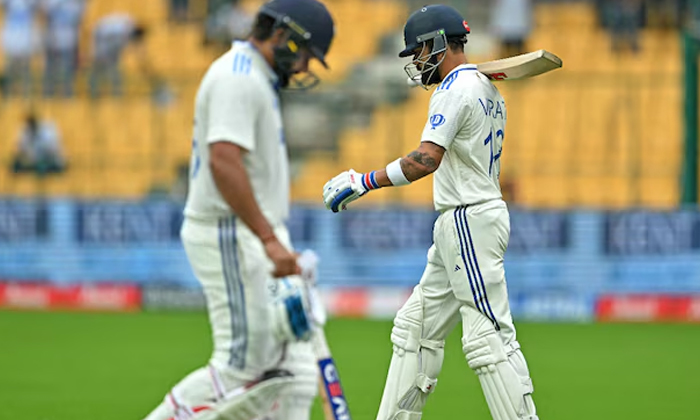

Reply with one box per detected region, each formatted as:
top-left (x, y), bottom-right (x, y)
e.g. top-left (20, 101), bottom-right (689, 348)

top-left (1, 0), bottom-right (700, 321)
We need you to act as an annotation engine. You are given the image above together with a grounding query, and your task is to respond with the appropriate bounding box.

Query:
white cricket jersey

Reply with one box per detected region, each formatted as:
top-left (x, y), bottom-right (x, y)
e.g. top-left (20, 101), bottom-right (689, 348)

top-left (184, 41), bottom-right (288, 225)
top-left (421, 64), bottom-right (506, 211)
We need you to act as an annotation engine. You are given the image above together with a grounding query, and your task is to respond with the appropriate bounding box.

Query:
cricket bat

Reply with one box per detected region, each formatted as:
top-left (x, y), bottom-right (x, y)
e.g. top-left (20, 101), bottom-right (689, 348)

top-left (313, 327), bottom-right (352, 420)
top-left (477, 49), bottom-right (563, 81)
top-left (407, 49), bottom-right (563, 86)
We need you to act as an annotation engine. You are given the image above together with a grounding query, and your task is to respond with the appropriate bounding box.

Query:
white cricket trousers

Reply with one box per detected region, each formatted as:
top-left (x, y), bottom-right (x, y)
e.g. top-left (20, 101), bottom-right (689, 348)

top-left (143, 216), bottom-right (316, 420)
top-left (421, 199), bottom-right (516, 341)
top-left (185, 215), bottom-right (288, 377)
top-left (376, 199), bottom-right (538, 419)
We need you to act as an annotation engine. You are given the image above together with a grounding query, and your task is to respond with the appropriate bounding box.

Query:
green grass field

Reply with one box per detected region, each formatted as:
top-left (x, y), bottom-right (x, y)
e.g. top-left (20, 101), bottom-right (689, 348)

top-left (1, 310), bottom-right (699, 420)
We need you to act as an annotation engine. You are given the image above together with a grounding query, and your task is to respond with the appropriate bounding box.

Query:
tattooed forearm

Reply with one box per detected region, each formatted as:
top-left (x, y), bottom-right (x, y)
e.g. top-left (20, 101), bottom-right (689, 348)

top-left (401, 151), bottom-right (439, 181)
top-left (407, 150), bottom-right (439, 171)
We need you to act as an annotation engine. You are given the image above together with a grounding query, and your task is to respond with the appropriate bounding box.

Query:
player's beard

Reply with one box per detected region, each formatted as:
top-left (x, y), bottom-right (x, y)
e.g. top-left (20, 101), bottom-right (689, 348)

top-left (272, 46), bottom-right (320, 90)
top-left (421, 54), bottom-right (443, 87)
top-left (272, 47), bottom-right (296, 88)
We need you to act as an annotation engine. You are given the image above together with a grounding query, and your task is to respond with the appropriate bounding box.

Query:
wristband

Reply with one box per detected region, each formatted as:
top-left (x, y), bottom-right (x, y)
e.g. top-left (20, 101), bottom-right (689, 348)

top-left (360, 170), bottom-right (381, 191)
top-left (386, 158), bottom-right (411, 186)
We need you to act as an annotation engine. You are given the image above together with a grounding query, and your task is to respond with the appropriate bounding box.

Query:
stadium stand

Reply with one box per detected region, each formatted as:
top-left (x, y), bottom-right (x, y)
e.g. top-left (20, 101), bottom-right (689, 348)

top-left (0, 1), bottom-right (687, 209)
top-left (292, 1), bottom-right (684, 209)
top-left (0, 0), bottom-right (408, 198)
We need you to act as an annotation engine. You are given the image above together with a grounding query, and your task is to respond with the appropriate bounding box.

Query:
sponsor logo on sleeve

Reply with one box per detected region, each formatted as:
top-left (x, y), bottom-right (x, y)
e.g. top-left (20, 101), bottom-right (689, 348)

top-left (429, 114), bottom-right (446, 130)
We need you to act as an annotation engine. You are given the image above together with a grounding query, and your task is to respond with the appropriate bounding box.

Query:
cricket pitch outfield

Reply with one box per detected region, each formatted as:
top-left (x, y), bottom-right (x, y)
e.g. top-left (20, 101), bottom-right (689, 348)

top-left (0, 311), bottom-right (698, 420)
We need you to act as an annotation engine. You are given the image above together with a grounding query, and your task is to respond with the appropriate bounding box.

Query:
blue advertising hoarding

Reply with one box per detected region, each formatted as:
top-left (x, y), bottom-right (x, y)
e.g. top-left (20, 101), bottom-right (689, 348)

top-left (1, 200), bottom-right (700, 305)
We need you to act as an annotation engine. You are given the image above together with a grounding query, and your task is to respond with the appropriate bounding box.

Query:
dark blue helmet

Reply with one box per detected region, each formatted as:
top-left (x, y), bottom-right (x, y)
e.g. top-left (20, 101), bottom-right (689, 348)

top-left (260, 0), bottom-right (335, 68)
top-left (399, 4), bottom-right (470, 58)
top-left (399, 5), bottom-right (469, 89)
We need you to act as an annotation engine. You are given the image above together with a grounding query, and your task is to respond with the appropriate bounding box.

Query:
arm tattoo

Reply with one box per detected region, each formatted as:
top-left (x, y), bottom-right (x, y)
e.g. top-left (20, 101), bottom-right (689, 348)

top-left (401, 150), bottom-right (439, 180)
top-left (407, 150), bottom-right (439, 170)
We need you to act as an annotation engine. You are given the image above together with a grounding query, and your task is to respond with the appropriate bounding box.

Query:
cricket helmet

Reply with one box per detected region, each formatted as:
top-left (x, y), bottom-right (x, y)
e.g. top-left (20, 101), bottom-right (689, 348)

top-left (259, 0), bottom-right (335, 89)
top-left (399, 5), bottom-right (470, 89)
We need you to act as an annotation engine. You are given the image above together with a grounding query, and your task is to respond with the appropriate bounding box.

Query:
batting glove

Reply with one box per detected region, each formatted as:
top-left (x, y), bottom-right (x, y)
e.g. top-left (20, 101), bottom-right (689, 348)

top-left (270, 278), bottom-right (312, 342)
top-left (323, 169), bottom-right (380, 212)
top-left (296, 249), bottom-right (326, 327)
top-left (297, 249), bottom-right (319, 285)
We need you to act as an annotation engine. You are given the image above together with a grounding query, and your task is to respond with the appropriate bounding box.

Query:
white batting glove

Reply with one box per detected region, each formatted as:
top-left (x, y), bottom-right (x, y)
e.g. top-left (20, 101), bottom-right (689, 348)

top-left (297, 249), bottom-right (319, 285)
top-left (323, 169), bottom-right (380, 212)
top-left (296, 249), bottom-right (327, 327)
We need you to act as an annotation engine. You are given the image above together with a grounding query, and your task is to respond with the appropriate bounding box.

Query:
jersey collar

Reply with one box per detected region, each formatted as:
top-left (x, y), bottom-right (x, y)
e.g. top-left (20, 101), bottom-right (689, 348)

top-left (446, 64), bottom-right (478, 78)
top-left (434, 64), bottom-right (478, 90)
top-left (232, 40), bottom-right (280, 87)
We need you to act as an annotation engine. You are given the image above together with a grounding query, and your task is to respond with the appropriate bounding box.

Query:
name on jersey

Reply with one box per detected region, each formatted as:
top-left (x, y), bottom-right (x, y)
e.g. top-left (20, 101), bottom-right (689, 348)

top-left (478, 98), bottom-right (505, 120)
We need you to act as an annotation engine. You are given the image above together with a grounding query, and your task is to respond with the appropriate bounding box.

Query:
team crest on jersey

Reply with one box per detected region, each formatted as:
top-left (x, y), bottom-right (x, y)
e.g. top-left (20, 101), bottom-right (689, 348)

top-left (429, 114), bottom-right (446, 130)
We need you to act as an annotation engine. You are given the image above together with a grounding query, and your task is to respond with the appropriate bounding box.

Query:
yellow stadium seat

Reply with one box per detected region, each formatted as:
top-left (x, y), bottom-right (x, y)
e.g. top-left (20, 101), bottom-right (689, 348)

top-left (305, 1), bottom-right (685, 208)
top-left (290, 151), bottom-right (338, 202)
top-left (1, 1), bottom-right (686, 207)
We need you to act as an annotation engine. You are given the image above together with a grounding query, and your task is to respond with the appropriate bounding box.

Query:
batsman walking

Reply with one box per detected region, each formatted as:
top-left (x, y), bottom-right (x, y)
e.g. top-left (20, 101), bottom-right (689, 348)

top-left (143, 1), bottom-right (335, 419)
top-left (322, 5), bottom-right (539, 420)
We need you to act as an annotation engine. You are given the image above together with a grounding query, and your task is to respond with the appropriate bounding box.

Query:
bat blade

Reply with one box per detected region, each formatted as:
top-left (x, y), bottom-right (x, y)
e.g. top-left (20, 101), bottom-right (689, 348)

top-left (313, 329), bottom-right (352, 420)
top-left (477, 49), bottom-right (563, 81)
top-left (407, 49), bottom-right (563, 87)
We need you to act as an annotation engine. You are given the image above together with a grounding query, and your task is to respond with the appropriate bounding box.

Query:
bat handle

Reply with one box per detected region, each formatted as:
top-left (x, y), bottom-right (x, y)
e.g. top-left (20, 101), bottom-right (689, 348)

top-left (319, 377), bottom-right (335, 420)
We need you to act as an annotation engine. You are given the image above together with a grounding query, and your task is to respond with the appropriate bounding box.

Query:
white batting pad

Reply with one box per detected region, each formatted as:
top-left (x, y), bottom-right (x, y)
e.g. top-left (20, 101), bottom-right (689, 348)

top-left (376, 288), bottom-right (445, 420)
top-left (462, 306), bottom-right (538, 420)
top-left (193, 371), bottom-right (295, 420)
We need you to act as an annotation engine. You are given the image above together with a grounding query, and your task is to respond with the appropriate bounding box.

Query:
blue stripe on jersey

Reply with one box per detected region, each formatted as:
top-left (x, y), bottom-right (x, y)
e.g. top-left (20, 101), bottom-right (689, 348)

top-left (244, 56), bottom-right (252, 74)
top-left (232, 53), bottom-right (252, 75)
top-left (232, 53), bottom-right (240, 73)
top-left (437, 66), bottom-right (478, 91)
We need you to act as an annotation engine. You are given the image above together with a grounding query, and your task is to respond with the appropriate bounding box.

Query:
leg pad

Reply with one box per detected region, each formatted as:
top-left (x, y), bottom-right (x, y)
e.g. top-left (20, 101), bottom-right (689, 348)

top-left (463, 334), bottom-right (538, 420)
top-left (376, 288), bottom-right (445, 420)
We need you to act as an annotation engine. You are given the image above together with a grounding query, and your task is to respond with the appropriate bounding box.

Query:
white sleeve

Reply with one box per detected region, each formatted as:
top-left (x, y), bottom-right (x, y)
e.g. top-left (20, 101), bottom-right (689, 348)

top-left (420, 88), bottom-right (470, 150)
top-left (205, 73), bottom-right (262, 152)
top-left (42, 123), bottom-right (61, 154)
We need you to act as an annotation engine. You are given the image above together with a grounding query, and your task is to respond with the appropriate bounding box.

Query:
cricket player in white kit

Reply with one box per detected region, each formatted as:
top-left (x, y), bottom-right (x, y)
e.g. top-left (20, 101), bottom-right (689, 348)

top-left (323, 5), bottom-right (539, 420)
top-left (143, 1), bottom-right (335, 419)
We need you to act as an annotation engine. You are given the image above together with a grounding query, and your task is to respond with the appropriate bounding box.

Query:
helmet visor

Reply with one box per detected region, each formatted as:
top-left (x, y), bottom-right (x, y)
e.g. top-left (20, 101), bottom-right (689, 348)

top-left (402, 31), bottom-right (447, 89)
